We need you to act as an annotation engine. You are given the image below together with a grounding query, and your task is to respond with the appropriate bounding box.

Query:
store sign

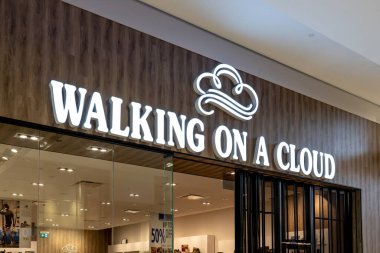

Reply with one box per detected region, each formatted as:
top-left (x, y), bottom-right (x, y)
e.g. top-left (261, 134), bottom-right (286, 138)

top-left (48, 64), bottom-right (335, 180)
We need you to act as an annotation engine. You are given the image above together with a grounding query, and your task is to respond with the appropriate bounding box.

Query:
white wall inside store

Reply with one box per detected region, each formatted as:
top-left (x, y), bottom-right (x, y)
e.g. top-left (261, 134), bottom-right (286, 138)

top-left (113, 222), bottom-right (149, 244)
top-left (174, 208), bottom-right (234, 253)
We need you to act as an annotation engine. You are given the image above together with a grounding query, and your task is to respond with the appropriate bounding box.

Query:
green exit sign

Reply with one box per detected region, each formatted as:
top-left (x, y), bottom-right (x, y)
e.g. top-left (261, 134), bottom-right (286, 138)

top-left (40, 231), bottom-right (49, 238)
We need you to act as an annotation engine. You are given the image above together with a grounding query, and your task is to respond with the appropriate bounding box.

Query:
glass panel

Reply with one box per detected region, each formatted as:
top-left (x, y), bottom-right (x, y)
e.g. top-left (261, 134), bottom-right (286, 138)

top-left (38, 133), bottom-right (114, 253)
top-left (297, 186), bottom-right (304, 240)
top-left (265, 214), bottom-right (273, 251)
top-left (314, 187), bottom-right (321, 218)
top-left (331, 190), bottom-right (337, 220)
top-left (259, 178), bottom-right (262, 212)
top-left (287, 184), bottom-right (295, 240)
top-left (0, 123), bottom-right (40, 250)
top-left (264, 181), bottom-right (272, 212)
top-left (339, 192), bottom-right (345, 221)
top-left (259, 214), bottom-right (263, 249)
top-left (323, 189), bottom-right (329, 219)
top-left (332, 221), bottom-right (338, 253)
top-left (323, 219), bottom-right (330, 253)
top-left (315, 218), bottom-right (321, 253)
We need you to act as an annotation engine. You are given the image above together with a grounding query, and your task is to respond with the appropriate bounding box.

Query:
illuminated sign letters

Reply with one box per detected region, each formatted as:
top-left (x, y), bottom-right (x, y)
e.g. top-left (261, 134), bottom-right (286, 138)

top-left (49, 63), bottom-right (336, 180)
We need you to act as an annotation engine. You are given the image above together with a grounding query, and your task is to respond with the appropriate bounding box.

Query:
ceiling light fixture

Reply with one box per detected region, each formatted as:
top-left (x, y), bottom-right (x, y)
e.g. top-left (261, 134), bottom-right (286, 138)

top-left (88, 225), bottom-right (95, 229)
top-left (12, 193), bottom-right (23, 197)
top-left (32, 182), bottom-right (44, 187)
top-left (202, 202), bottom-right (211, 206)
top-left (80, 208), bottom-right (88, 212)
top-left (61, 214), bottom-right (69, 217)
top-left (105, 222), bottom-right (111, 226)
top-left (15, 133), bottom-right (41, 141)
top-left (124, 209), bottom-right (141, 214)
top-left (11, 148), bottom-right (18, 153)
top-left (165, 182), bottom-right (176, 187)
top-left (87, 146), bottom-right (111, 153)
top-left (179, 194), bottom-right (206, 200)
top-left (58, 167), bottom-right (75, 173)
top-left (129, 193), bottom-right (140, 198)
top-left (122, 218), bottom-right (130, 222)
top-left (2, 156), bottom-right (8, 161)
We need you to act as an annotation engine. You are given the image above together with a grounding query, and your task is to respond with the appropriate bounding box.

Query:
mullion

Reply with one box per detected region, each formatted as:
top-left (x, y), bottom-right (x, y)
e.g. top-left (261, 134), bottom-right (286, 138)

top-left (328, 189), bottom-right (332, 253)
top-left (320, 187), bottom-right (324, 253)
top-left (294, 183), bottom-right (298, 242)
top-left (261, 177), bottom-right (265, 253)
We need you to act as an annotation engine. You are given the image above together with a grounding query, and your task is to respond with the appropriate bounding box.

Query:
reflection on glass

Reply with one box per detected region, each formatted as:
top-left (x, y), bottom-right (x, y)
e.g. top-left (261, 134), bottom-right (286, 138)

top-left (287, 184), bottom-right (295, 239)
top-left (315, 188), bottom-right (321, 218)
top-left (265, 214), bottom-right (272, 249)
top-left (323, 220), bottom-right (329, 253)
top-left (323, 189), bottom-right (329, 218)
top-left (265, 181), bottom-right (272, 212)
top-left (297, 186), bottom-right (304, 240)
top-left (315, 218), bottom-right (321, 253)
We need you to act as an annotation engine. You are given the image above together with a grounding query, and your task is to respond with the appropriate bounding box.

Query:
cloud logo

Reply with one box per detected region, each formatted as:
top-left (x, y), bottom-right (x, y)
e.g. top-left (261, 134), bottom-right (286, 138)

top-left (61, 244), bottom-right (77, 253)
top-left (194, 64), bottom-right (259, 121)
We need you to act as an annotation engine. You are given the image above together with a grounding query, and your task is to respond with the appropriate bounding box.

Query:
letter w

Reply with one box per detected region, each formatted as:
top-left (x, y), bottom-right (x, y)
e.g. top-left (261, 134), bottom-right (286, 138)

top-left (49, 80), bottom-right (87, 126)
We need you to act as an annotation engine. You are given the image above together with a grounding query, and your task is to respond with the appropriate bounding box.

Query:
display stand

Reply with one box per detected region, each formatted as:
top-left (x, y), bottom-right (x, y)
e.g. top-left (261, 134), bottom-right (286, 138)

top-left (174, 235), bottom-right (215, 253)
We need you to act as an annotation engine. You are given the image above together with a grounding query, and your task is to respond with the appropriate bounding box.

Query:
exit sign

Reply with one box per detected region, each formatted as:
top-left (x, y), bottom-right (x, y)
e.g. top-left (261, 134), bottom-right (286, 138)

top-left (40, 231), bottom-right (49, 238)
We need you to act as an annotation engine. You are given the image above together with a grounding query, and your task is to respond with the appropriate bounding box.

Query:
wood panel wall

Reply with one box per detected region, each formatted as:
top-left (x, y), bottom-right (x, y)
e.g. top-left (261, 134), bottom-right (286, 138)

top-left (37, 227), bottom-right (110, 253)
top-left (0, 0), bottom-right (379, 252)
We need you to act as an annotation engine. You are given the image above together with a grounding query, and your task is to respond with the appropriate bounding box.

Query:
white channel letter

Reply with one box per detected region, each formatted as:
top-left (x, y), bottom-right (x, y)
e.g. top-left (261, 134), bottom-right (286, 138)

top-left (129, 102), bottom-right (153, 142)
top-left (274, 142), bottom-right (290, 171)
top-left (153, 109), bottom-right (166, 145)
top-left (297, 148), bottom-right (313, 176)
top-left (288, 144), bottom-right (300, 173)
top-left (212, 125), bottom-right (232, 159)
top-left (232, 129), bottom-right (247, 162)
top-left (324, 153), bottom-right (336, 179)
top-left (253, 136), bottom-right (269, 166)
top-left (108, 96), bottom-right (130, 137)
top-left (166, 112), bottom-right (187, 149)
top-left (186, 118), bottom-right (205, 153)
top-left (49, 80), bottom-right (87, 126)
top-left (312, 150), bottom-right (324, 178)
top-left (82, 92), bottom-right (109, 133)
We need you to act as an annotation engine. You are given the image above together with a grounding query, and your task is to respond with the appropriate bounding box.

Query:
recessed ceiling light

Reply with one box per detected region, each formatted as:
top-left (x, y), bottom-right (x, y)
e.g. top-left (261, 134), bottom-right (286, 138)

top-left (87, 146), bottom-right (111, 153)
top-left (12, 193), bottom-right (17, 196)
top-left (228, 171), bottom-right (236, 175)
top-left (165, 182), bottom-right (176, 187)
top-left (173, 209), bottom-right (179, 212)
top-left (2, 156), bottom-right (8, 161)
top-left (166, 163), bottom-right (173, 167)
top-left (88, 225), bottom-right (95, 229)
top-left (80, 208), bottom-right (88, 212)
top-left (105, 222), bottom-right (111, 226)
top-left (61, 214), bottom-right (69, 217)
top-left (179, 194), bottom-right (206, 200)
top-left (122, 218), bottom-right (130, 222)
top-left (30, 136), bottom-right (39, 141)
top-left (19, 134), bottom-right (28, 139)
top-left (59, 167), bottom-right (67, 171)
top-left (129, 193), bottom-right (139, 198)
top-left (66, 168), bottom-right (74, 173)
top-left (46, 219), bottom-right (53, 222)
top-left (32, 182), bottom-right (44, 187)
top-left (18, 193), bottom-right (23, 197)
top-left (144, 214), bottom-right (150, 217)
top-left (124, 209), bottom-right (141, 214)
top-left (52, 224), bottom-right (59, 227)
top-left (202, 202), bottom-right (211, 206)
top-left (11, 148), bottom-right (18, 153)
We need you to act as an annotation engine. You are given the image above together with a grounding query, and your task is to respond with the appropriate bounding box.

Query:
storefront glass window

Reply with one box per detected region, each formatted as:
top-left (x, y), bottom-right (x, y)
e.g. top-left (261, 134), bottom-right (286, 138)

top-left (0, 122), bottom-right (173, 253)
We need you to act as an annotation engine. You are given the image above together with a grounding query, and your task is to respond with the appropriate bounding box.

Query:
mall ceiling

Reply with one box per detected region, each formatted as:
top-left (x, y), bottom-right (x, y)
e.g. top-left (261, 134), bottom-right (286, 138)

top-left (62, 0), bottom-right (380, 108)
top-left (139, 0), bottom-right (380, 106)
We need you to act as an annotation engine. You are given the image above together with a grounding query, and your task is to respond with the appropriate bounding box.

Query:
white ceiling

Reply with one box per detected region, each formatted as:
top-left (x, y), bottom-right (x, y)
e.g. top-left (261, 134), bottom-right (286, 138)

top-left (140, 0), bottom-right (380, 106)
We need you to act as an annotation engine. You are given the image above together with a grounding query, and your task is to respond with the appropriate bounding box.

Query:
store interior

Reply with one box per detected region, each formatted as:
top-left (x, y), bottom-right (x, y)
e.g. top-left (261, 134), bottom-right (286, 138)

top-left (0, 122), bottom-right (235, 253)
